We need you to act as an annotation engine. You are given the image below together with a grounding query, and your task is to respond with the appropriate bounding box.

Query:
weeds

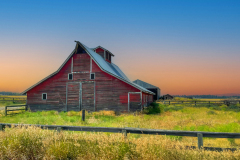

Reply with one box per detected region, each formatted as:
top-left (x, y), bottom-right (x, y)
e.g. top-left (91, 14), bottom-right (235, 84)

top-left (1, 126), bottom-right (240, 159)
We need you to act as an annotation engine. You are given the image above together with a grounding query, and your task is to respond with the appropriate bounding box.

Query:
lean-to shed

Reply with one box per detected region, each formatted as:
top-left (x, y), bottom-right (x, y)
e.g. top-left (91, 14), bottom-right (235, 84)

top-left (133, 79), bottom-right (161, 101)
top-left (22, 41), bottom-right (154, 112)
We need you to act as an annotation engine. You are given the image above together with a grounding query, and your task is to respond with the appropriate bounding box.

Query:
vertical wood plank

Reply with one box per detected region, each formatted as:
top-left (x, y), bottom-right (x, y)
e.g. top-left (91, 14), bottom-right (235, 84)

top-left (57, 127), bottom-right (62, 133)
top-left (198, 133), bottom-right (203, 149)
top-left (122, 129), bottom-right (127, 138)
top-left (82, 109), bottom-right (85, 121)
top-left (0, 125), bottom-right (5, 131)
top-left (5, 106), bottom-right (7, 116)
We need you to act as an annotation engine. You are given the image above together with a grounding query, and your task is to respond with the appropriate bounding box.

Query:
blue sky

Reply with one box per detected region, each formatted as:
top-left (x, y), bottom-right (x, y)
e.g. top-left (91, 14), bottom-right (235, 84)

top-left (0, 0), bottom-right (240, 95)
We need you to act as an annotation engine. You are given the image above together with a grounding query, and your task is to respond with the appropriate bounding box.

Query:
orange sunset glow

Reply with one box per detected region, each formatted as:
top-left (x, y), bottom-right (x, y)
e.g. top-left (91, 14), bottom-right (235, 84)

top-left (0, 1), bottom-right (240, 96)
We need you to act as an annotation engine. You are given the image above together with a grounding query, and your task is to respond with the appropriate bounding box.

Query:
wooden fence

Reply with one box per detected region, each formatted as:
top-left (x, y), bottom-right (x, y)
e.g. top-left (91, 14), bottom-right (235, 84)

top-left (4, 105), bottom-right (28, 116)
top-left (0, 123), bottom-right (240, 151)
top-left (0, 97), bottom-right (26, 103)
top-left (162, 100), bottom-right (240, 106)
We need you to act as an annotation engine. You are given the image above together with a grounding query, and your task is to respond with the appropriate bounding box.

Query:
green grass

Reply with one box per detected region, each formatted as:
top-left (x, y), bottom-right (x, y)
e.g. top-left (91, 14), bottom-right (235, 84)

top-left (2, 103), bottom-right (240, 148)
top-left (2, 126), bottom-right (240, 159)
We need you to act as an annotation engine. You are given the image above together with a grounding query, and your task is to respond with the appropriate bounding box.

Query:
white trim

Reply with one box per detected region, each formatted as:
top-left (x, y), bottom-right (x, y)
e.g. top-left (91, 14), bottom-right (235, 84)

top-left (42, 93), bottom-right (47, 100)
top-left (71, 57), bottom-right (73, 73)
top-left (90, 58), bottom-right (92, 72)
top-left (73, 71), bottom-right (89, 73)
top-left (22, 42), bottom-right (154, 95)
top-left (128, 92), bottom-right (141, 112)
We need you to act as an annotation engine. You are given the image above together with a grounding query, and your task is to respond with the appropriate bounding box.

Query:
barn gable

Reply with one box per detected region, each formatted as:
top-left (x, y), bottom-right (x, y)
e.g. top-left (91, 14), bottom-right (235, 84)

top-left (22, 41), bottom-right (154, 95)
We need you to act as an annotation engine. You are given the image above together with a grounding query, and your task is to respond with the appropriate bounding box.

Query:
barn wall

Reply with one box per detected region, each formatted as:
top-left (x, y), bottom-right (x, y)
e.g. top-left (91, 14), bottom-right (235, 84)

top-left (27, 52), bottom-right (145, 112)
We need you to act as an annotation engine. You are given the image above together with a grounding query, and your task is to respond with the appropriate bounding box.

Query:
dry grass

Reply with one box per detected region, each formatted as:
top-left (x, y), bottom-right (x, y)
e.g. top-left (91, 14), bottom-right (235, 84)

top-left (0, 95), bottom-right (26, 98)
top-left (0, 125), bottom-right (240, 159)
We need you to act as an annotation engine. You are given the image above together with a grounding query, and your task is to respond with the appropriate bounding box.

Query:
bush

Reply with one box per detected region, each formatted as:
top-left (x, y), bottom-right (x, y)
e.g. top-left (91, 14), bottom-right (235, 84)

top-left (144, 102), bottom-right (164, 114)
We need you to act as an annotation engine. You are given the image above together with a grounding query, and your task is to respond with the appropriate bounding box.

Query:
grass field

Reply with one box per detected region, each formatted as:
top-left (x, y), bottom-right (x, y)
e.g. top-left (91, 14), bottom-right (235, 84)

top-left (1, 98), bottom-right (240, 159)
top-left (1, 102), bottom-right (240, 149)
top-left (0, 95), bottom-right (26, 108)
top-left (1, 126), bottom-right (240, 160)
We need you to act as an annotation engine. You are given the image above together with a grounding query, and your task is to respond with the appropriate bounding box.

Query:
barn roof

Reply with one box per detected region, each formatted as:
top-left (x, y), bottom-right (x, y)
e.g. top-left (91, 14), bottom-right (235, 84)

top-left (91, 46), bottom-right (115, 56)
top-left (133, 79), bottom-right (160, 89)
top-left (22, 41), bottom-right (154, 95)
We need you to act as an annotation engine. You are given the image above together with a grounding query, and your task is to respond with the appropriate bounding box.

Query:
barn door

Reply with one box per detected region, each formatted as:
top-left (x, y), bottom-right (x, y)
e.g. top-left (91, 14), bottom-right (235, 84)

top-left (66, 81), bottom-right (95, 111)
top-left (81, 81), bottom-right (95, 111)
top-left (128, 92), bottom-right (142, 112)
top-left (66, 82), bottom-right (80, 111)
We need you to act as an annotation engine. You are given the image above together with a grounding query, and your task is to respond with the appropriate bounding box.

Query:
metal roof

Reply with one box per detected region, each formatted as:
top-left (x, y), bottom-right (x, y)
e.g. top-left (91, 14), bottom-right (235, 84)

top-left (133, 79), bottom-right (160, 89)
top-left (92, 46), bottom-right (115, 56)
top-left (22, 41), bottom-right (154, 95)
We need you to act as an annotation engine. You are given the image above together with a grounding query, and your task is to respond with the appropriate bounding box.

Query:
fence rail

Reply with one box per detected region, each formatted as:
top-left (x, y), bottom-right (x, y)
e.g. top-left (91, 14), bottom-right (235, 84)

top-left (162, 100), bottom-right (240, 106)
top-left (0, 123), bottom-right (240, 150)
top-left (0, 97), bottom-right (26, 102)
top-left (5, 105), bottom-right (28, 116)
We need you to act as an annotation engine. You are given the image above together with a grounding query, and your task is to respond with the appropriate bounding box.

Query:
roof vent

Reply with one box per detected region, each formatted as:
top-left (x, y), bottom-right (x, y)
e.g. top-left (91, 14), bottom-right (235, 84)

top-left (93, 46), bottom-right (114, 63)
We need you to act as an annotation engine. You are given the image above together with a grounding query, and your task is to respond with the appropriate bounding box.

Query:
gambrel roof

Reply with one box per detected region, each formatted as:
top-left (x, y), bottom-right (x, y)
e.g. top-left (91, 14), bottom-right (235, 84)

top-left (22, 41), bottom-right (154, 95)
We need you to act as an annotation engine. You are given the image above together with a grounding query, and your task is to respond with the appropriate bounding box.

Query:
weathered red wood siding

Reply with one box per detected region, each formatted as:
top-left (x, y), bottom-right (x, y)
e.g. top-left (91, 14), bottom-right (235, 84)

top-left (26, 52), bottom-right (152, 112)
top-left (95, 48), bottom-right (104, 58)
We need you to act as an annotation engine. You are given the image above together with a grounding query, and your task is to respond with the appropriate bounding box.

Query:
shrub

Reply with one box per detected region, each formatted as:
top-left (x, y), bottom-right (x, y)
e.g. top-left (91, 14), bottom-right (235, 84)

top-left (144, 102), bottom-right (164, 114)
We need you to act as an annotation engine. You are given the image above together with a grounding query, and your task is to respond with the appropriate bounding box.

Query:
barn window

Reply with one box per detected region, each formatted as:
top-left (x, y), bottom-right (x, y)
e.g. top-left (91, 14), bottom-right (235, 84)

top-left (90, 73), bottom-right (95, 80)
top-left (68, 73), bottom-right (73, 80)
top-left (42, 93), bottom-right (47, 100)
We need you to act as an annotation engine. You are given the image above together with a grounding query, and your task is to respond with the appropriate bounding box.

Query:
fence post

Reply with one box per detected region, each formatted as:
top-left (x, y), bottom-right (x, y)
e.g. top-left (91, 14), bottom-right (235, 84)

top-left (57, 127), bottom-right (62, 133)
top-left (5, 106), bottom-right (7, 116)
top-left (169, 101), bottom-right (170, 105)
top-left (122, 129), bottom-right (127, 138)
top-left (209, 101), bottom-right (210, 106)
top-left (0, 125), bottom-right (5, 131)
top-left (25, 105), bottom-right (28, 111)
top-left (195, 101), bottom-right (196, 106)
top-left (13, 98), bottom-right (14, 103)
top-left (82, 109), bottom-right (85, 121)
top-left (197, 133), bottom-right (203, 149)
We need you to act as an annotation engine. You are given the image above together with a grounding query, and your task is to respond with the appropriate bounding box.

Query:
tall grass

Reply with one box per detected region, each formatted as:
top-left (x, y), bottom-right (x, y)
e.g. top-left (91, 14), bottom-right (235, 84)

top-left (0, 126), bottom-right (240, 159)
top-left (2, 104), bottom-right (240, 148)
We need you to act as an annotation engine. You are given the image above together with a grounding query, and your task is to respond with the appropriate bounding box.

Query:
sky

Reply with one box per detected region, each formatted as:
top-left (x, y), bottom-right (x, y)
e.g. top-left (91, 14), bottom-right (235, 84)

top-left (0, 0), bottom-right (240, 95)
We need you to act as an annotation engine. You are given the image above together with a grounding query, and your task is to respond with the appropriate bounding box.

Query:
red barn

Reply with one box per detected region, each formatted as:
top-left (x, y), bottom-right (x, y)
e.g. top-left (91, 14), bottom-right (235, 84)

top-left (22, 41), bottom-right (154, 112)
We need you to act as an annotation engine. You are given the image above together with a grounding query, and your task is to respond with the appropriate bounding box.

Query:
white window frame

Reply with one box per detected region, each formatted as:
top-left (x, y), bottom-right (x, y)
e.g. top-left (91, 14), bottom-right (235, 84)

top-left (68, 73), bottom-right (73, 80)
top-left (42, 93), bottom-right (47, 100)
top-left (90, 73), bottom-right (95, 80)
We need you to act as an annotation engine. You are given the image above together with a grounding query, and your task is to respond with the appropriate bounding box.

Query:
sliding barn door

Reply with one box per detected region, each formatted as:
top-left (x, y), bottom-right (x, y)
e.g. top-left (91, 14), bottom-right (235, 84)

top-left (66, 83), bottom-right (80, 111)
top-left (128, 92), bottom-right (142, 112)
top-left (82, 81), bottom-right (95, 111)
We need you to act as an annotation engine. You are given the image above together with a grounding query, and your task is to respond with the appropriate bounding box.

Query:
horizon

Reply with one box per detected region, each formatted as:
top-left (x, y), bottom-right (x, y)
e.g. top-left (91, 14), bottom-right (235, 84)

top-left (0, 0), bottom-right (240, 95)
